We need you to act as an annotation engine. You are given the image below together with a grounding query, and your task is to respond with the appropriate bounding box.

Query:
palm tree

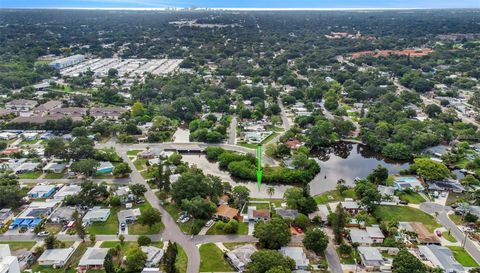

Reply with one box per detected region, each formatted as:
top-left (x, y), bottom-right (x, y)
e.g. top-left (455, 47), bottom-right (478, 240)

top-left (267, 186), bottom-right (275, 198)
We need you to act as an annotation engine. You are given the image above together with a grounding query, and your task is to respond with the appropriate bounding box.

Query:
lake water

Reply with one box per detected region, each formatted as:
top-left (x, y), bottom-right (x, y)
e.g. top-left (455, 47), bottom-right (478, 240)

top-left (309, 142), bottom-right (410, 195)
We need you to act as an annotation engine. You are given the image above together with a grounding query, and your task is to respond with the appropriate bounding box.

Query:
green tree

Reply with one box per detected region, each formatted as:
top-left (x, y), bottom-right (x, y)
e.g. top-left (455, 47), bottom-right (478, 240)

top-left (103, 253), bottom-right (115, 273)
top-left (223, 219), bottom-right (239, 234)
top-left (89, 233), bottom-right (96, 244)
top-left (44, 234), bottom-right (57, 249)
top-left (232, 185), bottom-right (250, 208)
top-left (254, 218), bottom-right (291, 249)
top-left (44, 137), bottom-right (67, 158)
top-left (332, 204), bottom-right (346, 244)
top-left (303, 228), bottom-right (329, 254)
top-left (125, 247), bottom-right (147, 273)
top-left (113, 162), bottom-right (132, 178)
top-left (129, 184), bottom-right (147, 200)
top-left (367, 165), bottom-right (389, 185)
top-left (70, 159), bottom-right (98, 176)
top-left (164, 241), bottom-right (177, 273)
top-left (137, 235), bottom-right (152, 246)
top-left (131, 101), bottom-right (146, 117)
top-left (247, 250), bottom-right (296, 273)
top-left (119, 234), bottom-right (125, 245)
top-left (392, 249), bottom-right (427, 273)
top-left (138, 207), bottom-right (162, 227)
top-left (293, 213), bottom-right (309, 230)
top-left (410, 158), bottom-right (451, 180)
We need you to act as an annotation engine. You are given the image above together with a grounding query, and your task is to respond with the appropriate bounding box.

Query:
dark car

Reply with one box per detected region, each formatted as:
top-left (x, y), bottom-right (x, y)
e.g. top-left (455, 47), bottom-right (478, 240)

top-left (121, 222), bottom-right (126, 231)
top-left (399, 200), bottom-right (409, 205)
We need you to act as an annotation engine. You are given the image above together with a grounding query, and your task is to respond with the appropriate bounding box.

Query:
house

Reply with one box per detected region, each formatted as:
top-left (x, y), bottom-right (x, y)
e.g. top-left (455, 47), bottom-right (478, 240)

top-left (96, 161), bottom-right (114, 174)
top-left (90, 107), bottom-right (127, 120)
top-left (82, 208), bottom-right (110, 224)
top-left (215, 205), bottom-right (240, 221)
top-left (418, 245), bottom-right (465, 273)
top-left (34, 100), bottom-right (62, 114)
top-left (225, 244), bottom-right (257, 271)
top-left (278, 247), bottom-right (309, 270)
top-left (275, 208), bottom-right (298, 220)
top-left (54, 185), bottom-right (81, 200)
top-left (247, 207), bottom-right (270, 222)
top-left (49, 54), bottom-right (85, 69)
top-left (141, 246), bottom-right (164, 267)
top-left (5, 99), bottom-right (37, 112)
top-left (141, 268), bottom-right (164, 273)
top-left (49, 207), bottom-right (76, 223)
top-left (0, 209), bottom-right (13, 227)
top-left (422, 145), bottom-right (450, 158)
top-left (0, 244), bottom-right (20, 273)
top-left (366, 226), bottom-right (385, 243)
top-left (49, 107), bottom-right (87, 119)
top-left (0, 132), bottom-right (17, 140)
top-left (115, 186), bottom-right (133, 204)
top-left (43, 162), bottom-right (66, 173)
top-left (27, 185), bottom-right (56, 198)
top-left (308, 205), bottom-right (329, 224)
top-left (118, 208), bottom-right (141, 224)
top-left (428, 179), bottom-right (465, 193)
top-left (10, 200), bottom-right (59, 229)
top-left (394, 176), bottom-right (425, 192)
top-left (358, 247), bottom-right (393, 272)
top-left (340, 199), bottom-right (361, 214)
top-left (285, 139), bottom-right (303, 150)
top-left (37, 247), bottom-right (75, 267)
top-left (77, 247), bottom-right (109, 273)
top-left (21, 132), bottom-right (38, 141)
top-left (14, 162), bottom-right (40, 174)
top-left (349, 228), bottom-right (373, 246)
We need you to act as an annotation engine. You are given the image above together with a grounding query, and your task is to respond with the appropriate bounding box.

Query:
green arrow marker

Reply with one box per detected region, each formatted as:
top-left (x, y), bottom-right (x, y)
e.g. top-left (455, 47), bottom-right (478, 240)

top-left (256, 144), bottom-right (262, 190)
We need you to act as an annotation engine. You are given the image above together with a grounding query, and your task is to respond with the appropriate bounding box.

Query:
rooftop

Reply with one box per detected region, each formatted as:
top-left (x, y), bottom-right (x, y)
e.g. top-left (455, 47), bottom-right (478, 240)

top-left (78, 247), bottom-right (108, 266)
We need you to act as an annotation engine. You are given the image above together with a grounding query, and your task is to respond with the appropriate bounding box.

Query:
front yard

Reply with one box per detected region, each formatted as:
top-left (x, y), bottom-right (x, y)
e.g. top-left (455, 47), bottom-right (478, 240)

top-left (199, 243), bottom-right (235, 272)
top-left (374, 205), bottom-right (440, 232)
top-left (448, 246), bottom-right (479, 267)
top-left (397, 192), bottom-right (426, 204)
top-left (86, 208), bottom-right (119, 235)
top-left (206, 221), bottom-right (248, 235)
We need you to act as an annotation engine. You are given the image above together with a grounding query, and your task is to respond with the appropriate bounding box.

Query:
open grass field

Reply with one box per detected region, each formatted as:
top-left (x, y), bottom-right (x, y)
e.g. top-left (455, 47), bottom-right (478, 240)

top-left (0, 241), bottom-right (35, 251)
top-left (206, 221), bottom-right (248, 235)
top-left (374, 205), bottom-right (440, 232)
top-left (44, 172), bottom-right (65, 179)
top-left (314, 189), bottom-right (355, 204)
top-left (199, 243), bottom-right (235, 272)
top-left (397, 192), bottom-right (426, 204)
top-left (17, 171), bottom-right (42, 179)
top-left (87, 208), bottom-right (119, 235)
top-left (448, 246), bottom-right (479, 267)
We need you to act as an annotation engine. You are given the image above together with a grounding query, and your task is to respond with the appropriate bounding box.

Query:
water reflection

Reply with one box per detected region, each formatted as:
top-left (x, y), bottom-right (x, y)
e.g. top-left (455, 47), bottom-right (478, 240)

top-left (309, 142), bottom-right (410, 195)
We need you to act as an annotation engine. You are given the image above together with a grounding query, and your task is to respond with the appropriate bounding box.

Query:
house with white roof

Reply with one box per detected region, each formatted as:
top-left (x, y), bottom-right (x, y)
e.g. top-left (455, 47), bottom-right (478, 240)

top-left (78, 247), bottom-right (109, 273)
top-left (358, 247), bottom-right (393, 272)
top-left (279, 247), bottom-right (309, 270)
top-left (37, 247), bottom-right (75, 267)
top-left (27, 185), bottom-right (56, 198)
top-left (225, 244), bottom-right (257, 272)
top-left (0, 244), bottom-right (20, 273)
top-left (366, 226), bottom-right (385, 243)
top-left (82, 208), bottom-right (110, 224)
top-left (141, 246), bottom-right (164, 267)
top-left (54, 185), bottom-right (81, 200)
top-left (349, 228), bottom-right (373, 246)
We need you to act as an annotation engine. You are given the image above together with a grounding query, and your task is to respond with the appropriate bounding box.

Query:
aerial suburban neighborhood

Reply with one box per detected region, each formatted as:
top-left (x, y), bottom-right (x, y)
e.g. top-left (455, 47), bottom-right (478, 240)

top-left (1, 3), bottom-right (480, 273)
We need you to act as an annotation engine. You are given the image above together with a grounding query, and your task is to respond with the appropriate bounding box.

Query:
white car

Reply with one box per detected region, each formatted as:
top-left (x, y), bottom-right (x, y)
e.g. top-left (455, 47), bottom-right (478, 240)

top-left (180, 217), bottom-right (190, 224)
top-left (205, 220), bottom-right (215, 227)
top-left (37, 231), bottom-right (50, 237)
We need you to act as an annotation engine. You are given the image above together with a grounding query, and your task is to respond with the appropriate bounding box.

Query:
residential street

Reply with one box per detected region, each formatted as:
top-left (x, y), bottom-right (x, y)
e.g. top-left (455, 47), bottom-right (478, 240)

top-left (228, 115), bottom-right (237, 145)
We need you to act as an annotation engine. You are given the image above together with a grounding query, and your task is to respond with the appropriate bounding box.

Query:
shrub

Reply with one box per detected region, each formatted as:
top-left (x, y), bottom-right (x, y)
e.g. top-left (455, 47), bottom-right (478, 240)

top-left (137, 235), bottom-right (151, 246)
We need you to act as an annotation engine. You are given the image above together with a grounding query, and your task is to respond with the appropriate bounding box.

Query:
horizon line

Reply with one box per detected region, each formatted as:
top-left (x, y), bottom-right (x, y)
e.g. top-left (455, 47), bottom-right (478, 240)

top-left (1, 7), bottom-right (479, 11)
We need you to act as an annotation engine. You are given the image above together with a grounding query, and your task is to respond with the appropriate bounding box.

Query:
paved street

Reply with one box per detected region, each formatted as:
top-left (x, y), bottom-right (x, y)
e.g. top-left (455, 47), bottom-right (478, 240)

top-left (228, 115), bottom-right (237, 145)
top-left (324, 228), bottom-right (343, 273)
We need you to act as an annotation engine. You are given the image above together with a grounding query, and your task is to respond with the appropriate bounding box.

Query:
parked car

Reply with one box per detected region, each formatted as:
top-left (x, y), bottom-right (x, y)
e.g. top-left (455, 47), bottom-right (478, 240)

top-left (37, 231), bottom-right (50, 237)
top-left (399, 200), bottom-right (409, 205)
top-left (176, 215), bottom-right (185, 223)
top-left (180, 217), bottom-right (190, 224)
top-left (121, 222), bottom-right (126, 231)
top-left (435, 230), bottom-right (442, 237)
top-left (205, 220), bottom-right (215, 227)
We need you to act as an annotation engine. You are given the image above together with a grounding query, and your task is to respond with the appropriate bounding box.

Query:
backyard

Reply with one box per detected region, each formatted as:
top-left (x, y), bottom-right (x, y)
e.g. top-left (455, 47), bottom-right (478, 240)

top-left (397, 192), bottom-right (426, 204)
top-left (314, 189), bottom-right (355, 204)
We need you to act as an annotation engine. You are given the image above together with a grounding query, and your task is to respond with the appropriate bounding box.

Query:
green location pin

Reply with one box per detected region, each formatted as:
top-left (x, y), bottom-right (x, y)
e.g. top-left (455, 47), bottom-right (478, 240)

top-left (256, 144), bottom-right (262, 190)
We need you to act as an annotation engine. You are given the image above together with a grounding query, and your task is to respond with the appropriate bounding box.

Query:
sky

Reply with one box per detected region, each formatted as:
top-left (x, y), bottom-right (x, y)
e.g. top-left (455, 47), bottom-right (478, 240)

top-left (1, 0), bottom-right (480, 9)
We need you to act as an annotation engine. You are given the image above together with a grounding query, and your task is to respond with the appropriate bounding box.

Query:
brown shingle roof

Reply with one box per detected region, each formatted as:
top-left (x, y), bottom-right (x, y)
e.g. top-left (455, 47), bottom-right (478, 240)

top-left (215, 204), bottom-right (239, 220)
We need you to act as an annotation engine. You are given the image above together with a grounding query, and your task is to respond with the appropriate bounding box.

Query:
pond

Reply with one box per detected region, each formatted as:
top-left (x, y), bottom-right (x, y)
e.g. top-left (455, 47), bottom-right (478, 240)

top-left (309, 142), bottom-right (410, 195)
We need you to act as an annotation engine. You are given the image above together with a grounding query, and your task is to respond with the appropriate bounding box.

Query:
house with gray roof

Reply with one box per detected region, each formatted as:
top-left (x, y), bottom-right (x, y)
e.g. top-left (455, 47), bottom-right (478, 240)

top-left (349, 228), bottom-right (373, 246)
top-left (358, 247), bottom-right (393, 272)
top-left (78, 247), bottom-right (109, 273)
top-left (141, 246), bottom-right (164, 267)
top-left (418, 245), bottom-right (465, 273)
top-left (275, 208), bottom-right (298, 220)
top-left (279, 247), bottom-right (309, 270)
top-left (38, 247), bottom-right (75, 267)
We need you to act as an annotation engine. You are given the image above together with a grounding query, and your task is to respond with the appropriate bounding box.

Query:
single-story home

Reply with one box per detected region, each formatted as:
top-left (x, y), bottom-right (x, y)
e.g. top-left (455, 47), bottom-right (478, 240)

top-left (428, 179), bottom-right (465, 193)
top-left (14, 162), bottom-right (40, 174)
top-left (278, 247), bottom-right (309, 270)
top-left (0, 208), bottom-right (13, 227)
top-left (366, 226), bottom-right (385, 243)
top-left (225, 244), bottom-right (257, 272)
top-left (28, 185), bottom-right (56, 198)
top-left (10, 200), bottom-right (59, 229)
top-left (340, 199), bottom-right (361, 214)
top-left (247, 207), bottom-right (271, 222)
top-left (77, 247), bottom-right (109, 273)
top-left (215, 205), bottom-right (240, 221)
top-left (358, 247), bottom-right (393, 272)
top-left (141, 246), bottom-right (164, 267)
top-left (117, 208), bottom-right (141, 224)
top-left (308, 205), bottom-right (329, 224)
top-left (37, 247), bottom-right (75, 267)
top-left (96, 161), bottom-right (114, 174)
top-left (82, 208), bottom-right (111, 224)
top-left (275, 208), bottom-right (299, 220)
top-left (49, 207), bottom-right (76, 223)
top-left (418, 245), bottom-right (465, 273)
top-left (42, 162), bottom-right (66, 174)
top-left (54, 185), bottom-right (81, 200)
top-left (349, 228), bottom-right (373, 246)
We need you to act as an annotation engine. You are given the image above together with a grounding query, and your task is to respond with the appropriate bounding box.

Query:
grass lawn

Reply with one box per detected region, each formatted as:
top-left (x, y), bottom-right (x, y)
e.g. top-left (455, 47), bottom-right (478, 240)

top-left (442, 231), bottom-right (457, 242)
top-left (176, 243), bottom-right (188, 273)
top-left (44, 172), bottom-right (65, 179)
top-left (223, 242), bottom-right (250, 250)
top-left (30, 241), bottom-right (93, 273)
top-left (20, 138), bottom-right (39, 145)
top-left (100, 240), bottom-right (162, 251)
top-left (0, 241), bottom-right (35, 251)
top-left (261, 132), bottom-right (280, 145)
top-left (249, 198), bottom-right (283, 208)
top-left (374, 206), bottom-right (440, 232)
top-left (87, 208), bottom-right (119, 235)
top-left (127, 150), bottom-right (143, 156)
top-left (206, 221), bottom-right (248, 235)
top-left (336, 249), bottom-right (355, 264)
top-left (133, 159), bottom-right (147, 171)
top-left (44, 223), bottom-right (62, 234)
top-left (241, 201), bottom-right (270, 213)
top-left (265, 125), bottom-right (284, 132)
top-left (448, 246), bottom-right (479, 267)
top-left (17, 171), bottom-right (42, 179)
top-left (314, 189), bottom-right (355, 204)
top-left (448, 214), bottom-right (464, 225)
top-left (238, 142), bottom-right (257, 149)
top-left (397, 192), bottom-right (426, 204)
top-left (199, 243), bottom-right (234, 272)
